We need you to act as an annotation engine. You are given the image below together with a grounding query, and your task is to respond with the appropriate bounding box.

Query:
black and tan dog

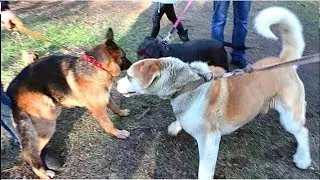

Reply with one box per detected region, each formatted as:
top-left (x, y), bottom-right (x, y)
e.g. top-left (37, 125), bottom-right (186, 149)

top-left (7, 28), bottom-right (132, 179)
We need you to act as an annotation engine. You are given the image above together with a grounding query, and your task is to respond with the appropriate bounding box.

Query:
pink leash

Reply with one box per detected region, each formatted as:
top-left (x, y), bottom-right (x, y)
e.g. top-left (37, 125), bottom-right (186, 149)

top-left (164, 0), bottom-right (194, 42)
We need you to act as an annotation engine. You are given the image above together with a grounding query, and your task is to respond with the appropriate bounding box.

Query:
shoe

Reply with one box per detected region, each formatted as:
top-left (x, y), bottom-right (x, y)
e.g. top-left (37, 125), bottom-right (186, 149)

top-left (230, 59), bottom-right (250, 69)
top-left (41, 148), bottom-right (63, 171)
top-left (178, 29), bottom-right (190, 42)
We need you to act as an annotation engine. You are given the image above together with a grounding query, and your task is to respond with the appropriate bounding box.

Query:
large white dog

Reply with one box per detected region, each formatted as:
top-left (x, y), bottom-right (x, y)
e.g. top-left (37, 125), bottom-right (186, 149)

top-left (117, 7), bottom-right (311, 179)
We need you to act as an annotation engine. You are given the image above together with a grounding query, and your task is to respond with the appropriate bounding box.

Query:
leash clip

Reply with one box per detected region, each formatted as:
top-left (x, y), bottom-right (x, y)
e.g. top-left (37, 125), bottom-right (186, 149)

top-left (197, 71), bottom-right (213, 82)
top-left (163, 33), bottom-right (172, 44)
top-left (244, 64), bottom-right (254, 73)
top-left (203, 72), bottom-right (213, 81)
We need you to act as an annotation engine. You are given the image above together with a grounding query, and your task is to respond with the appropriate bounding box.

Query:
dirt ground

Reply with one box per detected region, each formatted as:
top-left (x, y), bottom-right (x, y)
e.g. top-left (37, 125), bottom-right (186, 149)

top-left (1, 1), bottom-right (319, 179)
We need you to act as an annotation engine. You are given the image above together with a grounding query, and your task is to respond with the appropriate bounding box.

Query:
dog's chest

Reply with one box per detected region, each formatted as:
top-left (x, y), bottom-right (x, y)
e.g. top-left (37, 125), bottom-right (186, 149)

top-left (171, 87), bottom-right (208, 136)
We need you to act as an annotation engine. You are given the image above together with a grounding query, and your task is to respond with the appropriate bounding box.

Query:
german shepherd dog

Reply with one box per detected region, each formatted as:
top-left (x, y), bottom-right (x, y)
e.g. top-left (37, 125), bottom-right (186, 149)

top-left (7, 28), bottom-right (132, 179)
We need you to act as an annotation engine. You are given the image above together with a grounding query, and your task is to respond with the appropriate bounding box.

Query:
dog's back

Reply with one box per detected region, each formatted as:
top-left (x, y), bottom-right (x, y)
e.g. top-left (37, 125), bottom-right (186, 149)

top-left (137, 38), bottom-right (229, 70)
top-left (168, 39), bottom-right (228, 68)
top-left (7, 55), bottom-right (77, 104)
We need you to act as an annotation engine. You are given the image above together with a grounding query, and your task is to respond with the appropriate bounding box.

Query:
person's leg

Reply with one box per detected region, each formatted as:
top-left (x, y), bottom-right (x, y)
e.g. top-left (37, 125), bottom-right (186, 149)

top-left (165, 4), bottom-right (189, 42)
top-left (1, 118), bottom-right (20, 146)
top-left (211, 1), bottom-right (230, 42)
top-left (150, 3), bottom-right (166, 38)
top-left (230, 1), bottom-right (251, 68)
top-left (1, 84), bottom-right (20, 147)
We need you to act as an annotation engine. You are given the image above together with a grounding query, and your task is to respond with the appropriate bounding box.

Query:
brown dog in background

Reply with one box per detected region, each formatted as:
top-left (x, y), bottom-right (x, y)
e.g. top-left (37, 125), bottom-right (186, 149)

top-left (7, 28), bottom-right (132, 179)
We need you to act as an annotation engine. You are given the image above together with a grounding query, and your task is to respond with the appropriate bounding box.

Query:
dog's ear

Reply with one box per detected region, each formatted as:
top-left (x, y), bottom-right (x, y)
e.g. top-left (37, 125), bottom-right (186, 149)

top-left (137, 60), bottom-right (163, 89)
top-left (106, 40), bottom-right (118, 50)
top-left (106, 28), bottom-right (114, 41)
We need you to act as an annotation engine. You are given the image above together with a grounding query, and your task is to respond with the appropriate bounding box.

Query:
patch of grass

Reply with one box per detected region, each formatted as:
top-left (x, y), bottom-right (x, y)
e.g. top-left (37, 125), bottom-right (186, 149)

top-left (1, 14), bottom-right (145, 85)
top-left (275, 1), bottom-right (319, 38)
top-left (1, 21), bottom-right (101, 84)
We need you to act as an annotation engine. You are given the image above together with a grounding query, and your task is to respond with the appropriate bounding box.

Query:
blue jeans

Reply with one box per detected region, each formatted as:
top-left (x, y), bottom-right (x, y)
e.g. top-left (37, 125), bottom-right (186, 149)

top-left (1, 83), bottom-right (21, 147)
top-left (211, 1), bottom-right (251, 62)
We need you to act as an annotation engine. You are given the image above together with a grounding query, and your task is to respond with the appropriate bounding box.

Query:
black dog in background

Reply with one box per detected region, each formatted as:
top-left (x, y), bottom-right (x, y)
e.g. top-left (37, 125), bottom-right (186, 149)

top-left (137, 36), bottom-right (249, 71)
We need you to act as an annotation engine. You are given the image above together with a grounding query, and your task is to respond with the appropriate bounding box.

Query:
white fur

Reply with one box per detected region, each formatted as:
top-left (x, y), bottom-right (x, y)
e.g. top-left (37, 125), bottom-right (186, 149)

top-left (175, 84), bottom-right (209, 136)
top-left (219, 124), bottom-right (240, 135)
top-left (45, 170), bottom-right (55, 178)
top-left (293, 127), bottom-right (311, 169)
top-left (254, 6), bottom-right (305, 59)
top-left (275, 103), bottom-right (298, 134)
top-left (196, 131), bottom-right (221, 180)
top-left (275, 103), bottom-right (311, 169)
top-left (117, 76), bottom-right (145, 97)
top-left (189, 61), bottom-right (210, 73)
top-left (168, 121), bottom-right (182, 136)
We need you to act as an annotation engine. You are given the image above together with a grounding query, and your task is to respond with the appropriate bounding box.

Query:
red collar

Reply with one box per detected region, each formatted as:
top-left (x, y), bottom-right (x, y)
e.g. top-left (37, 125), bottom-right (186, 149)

top-left (81, 52), bottom-right (109, 72)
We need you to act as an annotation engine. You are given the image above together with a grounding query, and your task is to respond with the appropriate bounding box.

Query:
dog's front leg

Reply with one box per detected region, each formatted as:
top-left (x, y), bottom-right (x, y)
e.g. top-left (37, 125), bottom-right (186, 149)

top-left (196, 130), bottom-right (221, 179)
top-left (88, 106), bottom-right (130, 139)
top-left (108, 98), bottom-right (130, 116)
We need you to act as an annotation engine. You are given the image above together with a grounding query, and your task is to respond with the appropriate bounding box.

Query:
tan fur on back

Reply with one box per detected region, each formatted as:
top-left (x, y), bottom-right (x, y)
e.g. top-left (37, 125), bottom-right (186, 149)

top-left (205, 56), bottom-right (304, 128)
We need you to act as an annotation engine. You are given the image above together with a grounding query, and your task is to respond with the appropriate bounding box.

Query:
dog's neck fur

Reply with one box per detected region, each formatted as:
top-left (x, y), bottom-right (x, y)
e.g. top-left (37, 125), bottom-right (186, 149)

top-left (165, 60), bottom-right (212, 117)
top-left (74, 46), bottom-right (114, 87)
top-left (171, 81), bottom-right (211, 118)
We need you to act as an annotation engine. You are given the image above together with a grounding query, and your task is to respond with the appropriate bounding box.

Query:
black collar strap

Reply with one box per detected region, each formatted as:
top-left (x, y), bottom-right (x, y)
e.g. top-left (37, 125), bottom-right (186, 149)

top-left (171, 72), bottom-right (213, 99)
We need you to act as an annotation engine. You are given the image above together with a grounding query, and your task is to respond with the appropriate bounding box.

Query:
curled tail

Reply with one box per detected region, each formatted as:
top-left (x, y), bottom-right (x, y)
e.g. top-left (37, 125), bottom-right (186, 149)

top-left (254, 6), bottom-right (305, 61)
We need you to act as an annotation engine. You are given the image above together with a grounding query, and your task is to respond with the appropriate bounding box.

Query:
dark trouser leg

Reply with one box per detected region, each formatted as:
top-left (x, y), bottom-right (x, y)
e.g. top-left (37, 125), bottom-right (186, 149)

top-left (165, 4), bottom-right (189, 42)
top-left (165, 4), bottom-right (185, 34)
top-left (151, 3), bottom-right (166, 38)
top-left (230, 1), bottom-right (251, 61)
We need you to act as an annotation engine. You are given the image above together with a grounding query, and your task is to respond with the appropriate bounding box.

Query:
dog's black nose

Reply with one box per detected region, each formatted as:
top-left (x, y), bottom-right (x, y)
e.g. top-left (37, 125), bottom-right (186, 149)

top-left (120, 57), bottom-right (132, 70)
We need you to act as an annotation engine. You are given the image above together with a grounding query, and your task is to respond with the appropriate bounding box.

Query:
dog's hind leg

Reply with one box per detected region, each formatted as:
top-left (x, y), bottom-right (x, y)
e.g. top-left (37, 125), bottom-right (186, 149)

top-left (275, 82), bottom-right (311, 169)
top-left (13, 93), bottom-right (58, 179)
top-left (35, 119), bottom-right (56, 155)
top-left (13, 110), bottom-right (50, 179)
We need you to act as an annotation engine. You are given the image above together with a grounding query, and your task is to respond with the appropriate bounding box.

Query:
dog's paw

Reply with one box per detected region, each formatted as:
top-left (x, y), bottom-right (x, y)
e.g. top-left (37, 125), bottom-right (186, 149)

top-left (118, 109), bottom-right (130, 116)
top-left (115, 129), bottom-right (130, 139)
top-left (293, 151), bottom-right (311, 169)
top-left (45, 170), bottom-right (55, 179)
top-left (168, 121), bottom-right (182, 136)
